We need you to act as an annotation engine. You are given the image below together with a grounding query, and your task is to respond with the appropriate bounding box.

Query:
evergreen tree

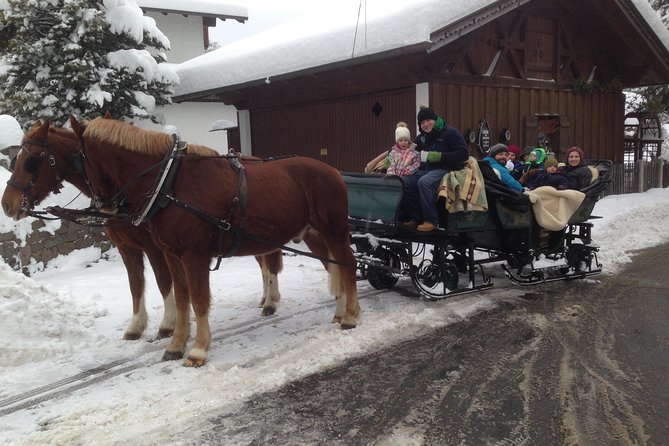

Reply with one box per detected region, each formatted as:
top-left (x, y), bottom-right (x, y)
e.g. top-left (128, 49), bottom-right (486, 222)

top-left (0, 0), bottom-right (177, 128)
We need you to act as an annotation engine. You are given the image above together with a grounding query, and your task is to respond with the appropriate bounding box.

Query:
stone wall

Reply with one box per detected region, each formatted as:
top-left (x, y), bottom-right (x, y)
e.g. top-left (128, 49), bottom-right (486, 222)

top-left (0, 218), bottom-right (112, 275)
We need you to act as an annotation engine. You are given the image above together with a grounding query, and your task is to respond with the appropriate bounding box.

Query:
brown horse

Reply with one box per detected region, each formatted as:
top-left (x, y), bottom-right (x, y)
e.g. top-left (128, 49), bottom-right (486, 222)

top-left (1, 123), bottom-right (177, 340)
top-left (0, 122), bottom-right (286, 343)
top-left (6, 117), bottom-right (360, 366)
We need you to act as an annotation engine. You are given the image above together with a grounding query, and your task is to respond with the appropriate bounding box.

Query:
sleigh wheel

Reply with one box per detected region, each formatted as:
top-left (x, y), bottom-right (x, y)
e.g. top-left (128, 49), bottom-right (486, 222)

top-left (367, 246), bottom-right (402, 290)
top-left (410, 258), bottom-right (459, 299)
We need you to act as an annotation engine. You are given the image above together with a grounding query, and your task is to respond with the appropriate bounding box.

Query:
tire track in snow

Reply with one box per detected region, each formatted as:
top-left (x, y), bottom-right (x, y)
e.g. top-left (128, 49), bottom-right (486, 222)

top-left (0, 287), bottom-right (391, 416)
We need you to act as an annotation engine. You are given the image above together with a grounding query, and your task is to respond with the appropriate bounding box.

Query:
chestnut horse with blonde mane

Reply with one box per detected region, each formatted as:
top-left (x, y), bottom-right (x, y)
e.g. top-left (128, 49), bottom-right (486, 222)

top-left (1, 121), bottom-right (311, 348)
top-left (2, 122), bottom-right (177, 340)
top-left (5, 116), bottom-right (360, 366)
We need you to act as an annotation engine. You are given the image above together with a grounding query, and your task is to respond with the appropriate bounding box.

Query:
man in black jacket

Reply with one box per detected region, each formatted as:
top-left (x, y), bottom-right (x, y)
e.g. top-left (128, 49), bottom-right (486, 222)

top-left (399, 106), bottom-right (469, 231)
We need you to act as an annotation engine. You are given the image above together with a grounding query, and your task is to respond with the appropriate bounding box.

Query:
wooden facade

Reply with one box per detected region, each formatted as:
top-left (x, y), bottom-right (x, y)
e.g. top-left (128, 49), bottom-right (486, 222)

top-left (182, 0), bottom-right (669, 171)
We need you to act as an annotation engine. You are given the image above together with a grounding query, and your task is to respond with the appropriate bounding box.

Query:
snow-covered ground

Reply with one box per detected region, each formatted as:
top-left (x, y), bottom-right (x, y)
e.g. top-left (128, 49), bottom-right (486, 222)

top-left (1, 163), bottom-right (669, 444)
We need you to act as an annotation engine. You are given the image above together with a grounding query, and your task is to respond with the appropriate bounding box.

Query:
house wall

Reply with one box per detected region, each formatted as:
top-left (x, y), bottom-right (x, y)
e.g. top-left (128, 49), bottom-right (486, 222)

top-left (145, 12), bottom-right (207, 63)
top-left (134, 102), bottom-right (237, 153)
top-left (431, 83), bottom-right (625, 162)
top-left (248, 83), bottom-right (625, 171)
top-left (250, 88), bottom-right (416, 172)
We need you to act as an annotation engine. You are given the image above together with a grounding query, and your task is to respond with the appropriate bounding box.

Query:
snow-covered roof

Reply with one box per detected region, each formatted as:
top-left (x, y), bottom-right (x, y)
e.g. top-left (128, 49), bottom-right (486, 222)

top-left (136, 0), bottom-right (247, 22)
top-left (173, 0), bottom-right (669, 100)
top-left (0, 115), bottom-right (23, 150)
top-left (173, 0), bottom-right (493, 99)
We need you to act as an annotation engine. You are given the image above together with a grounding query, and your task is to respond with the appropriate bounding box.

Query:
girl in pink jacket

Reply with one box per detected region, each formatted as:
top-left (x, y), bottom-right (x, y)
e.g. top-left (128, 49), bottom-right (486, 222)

top-left (386, 122), bottom-right (420, 176)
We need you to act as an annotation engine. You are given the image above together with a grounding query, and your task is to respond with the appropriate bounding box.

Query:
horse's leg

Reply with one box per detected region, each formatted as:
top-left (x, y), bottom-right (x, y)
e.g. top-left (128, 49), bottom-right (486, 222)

top-left (255, 255), bottom-right (269, 308)
top-left (115, 244), bottom-right (148, 340)
top-left (162, 252), bottom-right (190, 361)
top-left (182, 253), bottom-right (214, 367)
top-left (255, 252), bottom-right (283, 316)
top-left (143, 240), bottom-right (176, 339)
top-left (303, 229), bottom-right (360, 328)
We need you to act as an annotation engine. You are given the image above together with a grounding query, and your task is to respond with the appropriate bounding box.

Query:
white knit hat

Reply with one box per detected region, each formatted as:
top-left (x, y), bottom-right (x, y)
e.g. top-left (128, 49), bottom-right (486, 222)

top-left (395, 122), bottom-right (411, 142)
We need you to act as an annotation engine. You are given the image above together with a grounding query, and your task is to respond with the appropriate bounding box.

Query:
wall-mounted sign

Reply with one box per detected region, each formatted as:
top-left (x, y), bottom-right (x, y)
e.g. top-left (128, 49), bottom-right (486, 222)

top-left (476, 119), bottom-right (492, 155)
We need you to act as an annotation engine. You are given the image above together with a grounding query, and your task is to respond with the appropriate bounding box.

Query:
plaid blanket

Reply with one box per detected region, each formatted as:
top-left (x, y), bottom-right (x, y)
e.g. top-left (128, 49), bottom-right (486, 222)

top-left (438, 157), bottom-right (488, 213)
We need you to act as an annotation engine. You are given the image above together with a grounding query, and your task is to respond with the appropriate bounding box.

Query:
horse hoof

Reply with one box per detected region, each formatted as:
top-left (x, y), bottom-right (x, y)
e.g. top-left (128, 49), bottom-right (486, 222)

top-left (341, 322), bottom-right (357, 330)
top-left (162, 350), bottom-right (184, 361)
top-left (261, 306), bottom-right (276, 316)
top-left (123, 332), bottom-right (141, 341)
top-left (156, 328), bottom-right (174, 339)
top-left (183, 356), bottom-right (206, 367)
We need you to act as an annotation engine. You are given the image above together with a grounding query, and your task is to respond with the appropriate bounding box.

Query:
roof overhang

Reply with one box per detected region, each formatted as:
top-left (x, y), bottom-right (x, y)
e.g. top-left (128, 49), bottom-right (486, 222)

top-left (136, 0), bottom-right (248, 23)
top-left (172, 41), bottom-right (431, 103)
top-left (429, 0), bottom-right (533, 52)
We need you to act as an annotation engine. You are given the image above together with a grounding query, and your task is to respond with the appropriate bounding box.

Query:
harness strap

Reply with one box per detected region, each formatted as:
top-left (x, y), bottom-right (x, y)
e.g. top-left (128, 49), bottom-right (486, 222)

top-left (132, 135), bottom-right (186, 226)
top-left (211, 156), bottom-right (248, 270)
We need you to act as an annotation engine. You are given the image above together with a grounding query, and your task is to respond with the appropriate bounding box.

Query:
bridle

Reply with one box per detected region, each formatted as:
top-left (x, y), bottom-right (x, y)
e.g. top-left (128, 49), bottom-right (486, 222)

top-left (6, 138), bottom-right (65, 216)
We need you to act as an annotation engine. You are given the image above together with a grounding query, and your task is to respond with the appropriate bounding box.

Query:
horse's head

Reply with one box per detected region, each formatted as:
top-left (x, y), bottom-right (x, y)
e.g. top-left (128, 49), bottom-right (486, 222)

top-left (2, 120), bottom-right (81, 220)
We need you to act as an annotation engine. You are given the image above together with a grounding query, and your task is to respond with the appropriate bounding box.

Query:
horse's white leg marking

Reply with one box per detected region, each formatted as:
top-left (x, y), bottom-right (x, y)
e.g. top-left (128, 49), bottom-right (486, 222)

top-left (329, 254), bottom-right (347, 322)
top-left (124, 294), bottom-right (148, 340)
top-left (157, 287), bottom-right (176, 338)
top-left (264, 272), bottom-right (281, 311)
top-left (185, 312), bottom-right (211, 367)
top-left (259, 263), bottom-right (269, 307)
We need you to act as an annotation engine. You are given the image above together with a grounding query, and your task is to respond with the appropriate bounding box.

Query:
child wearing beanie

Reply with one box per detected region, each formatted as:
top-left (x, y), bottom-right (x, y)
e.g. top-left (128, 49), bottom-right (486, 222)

top-left (528, 157), bottom-right (569, 190)
top-left (385, 122), bottom-right (420, 176)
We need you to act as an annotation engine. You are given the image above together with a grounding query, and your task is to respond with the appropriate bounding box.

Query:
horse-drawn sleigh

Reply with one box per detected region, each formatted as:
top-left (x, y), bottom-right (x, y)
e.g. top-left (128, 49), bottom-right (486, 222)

top-left (1, 115), bottom-right (611, 366)
top-left (343, 158), bottom-right (611, 299)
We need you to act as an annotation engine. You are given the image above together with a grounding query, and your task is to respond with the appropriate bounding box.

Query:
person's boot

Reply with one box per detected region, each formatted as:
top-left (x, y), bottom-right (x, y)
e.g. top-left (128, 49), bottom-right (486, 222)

top-left (417, 222), bottom-right (437, 231)
top-left (401, 220), bottom-right (418, 229)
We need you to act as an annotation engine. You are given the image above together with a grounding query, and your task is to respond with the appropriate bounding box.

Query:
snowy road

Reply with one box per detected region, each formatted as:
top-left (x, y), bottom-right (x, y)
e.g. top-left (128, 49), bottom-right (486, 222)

top-left (3, 188), bottom-right (669, 445)
top-left (173, 244), bottom-right (669, 446)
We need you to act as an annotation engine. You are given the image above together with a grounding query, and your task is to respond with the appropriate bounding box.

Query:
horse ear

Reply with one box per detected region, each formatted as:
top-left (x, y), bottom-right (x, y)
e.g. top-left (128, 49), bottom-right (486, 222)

top-left (35, 120), bottom-right (50, 138)
top-left (70, 115), bottom-right (84, 138)
top-left (103, 111), bottom-right (112, 119)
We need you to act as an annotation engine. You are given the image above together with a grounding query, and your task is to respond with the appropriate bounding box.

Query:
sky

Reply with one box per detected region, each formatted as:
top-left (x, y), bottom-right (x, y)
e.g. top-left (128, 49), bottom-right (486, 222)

top-left (1, 159), bottom-right (669, 443)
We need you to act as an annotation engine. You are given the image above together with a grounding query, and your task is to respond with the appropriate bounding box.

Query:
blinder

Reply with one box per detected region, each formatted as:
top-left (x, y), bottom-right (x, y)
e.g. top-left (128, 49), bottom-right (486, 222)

top-left (9, 143), bottom-right (47, 174)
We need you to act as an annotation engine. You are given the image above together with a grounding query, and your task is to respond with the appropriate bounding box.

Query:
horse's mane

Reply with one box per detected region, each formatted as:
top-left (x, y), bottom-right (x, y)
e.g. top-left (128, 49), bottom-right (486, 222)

top-left (84, 118), bottom-right (218, 156)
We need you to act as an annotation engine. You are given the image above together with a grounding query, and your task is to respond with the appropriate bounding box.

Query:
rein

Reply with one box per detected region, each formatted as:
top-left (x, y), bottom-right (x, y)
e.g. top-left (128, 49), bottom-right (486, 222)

top-left (12, 135), bottom-right (351, 268)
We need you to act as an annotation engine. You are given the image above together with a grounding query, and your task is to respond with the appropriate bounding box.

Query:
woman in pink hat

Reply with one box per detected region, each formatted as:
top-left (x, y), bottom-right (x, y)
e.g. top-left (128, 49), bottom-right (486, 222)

top-left (563, 146), bottom-right (592, 190)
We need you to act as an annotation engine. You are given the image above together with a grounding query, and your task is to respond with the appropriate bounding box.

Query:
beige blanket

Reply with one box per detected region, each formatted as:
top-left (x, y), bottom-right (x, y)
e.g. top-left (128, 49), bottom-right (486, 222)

top-left (438, 157), bottom-right (488, 213)
top-left (526, 186), bottom-right (585, 231)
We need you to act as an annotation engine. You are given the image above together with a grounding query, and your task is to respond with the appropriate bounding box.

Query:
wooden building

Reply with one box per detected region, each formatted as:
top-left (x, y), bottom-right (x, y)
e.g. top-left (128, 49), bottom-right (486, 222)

top-left (173, 0), bottom-right (669, 171)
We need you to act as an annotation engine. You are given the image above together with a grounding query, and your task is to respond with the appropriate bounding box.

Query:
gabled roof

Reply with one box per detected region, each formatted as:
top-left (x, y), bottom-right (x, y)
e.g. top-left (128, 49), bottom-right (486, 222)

top-left (173, 0), bottom-right (669, 101)
top-left (136, 0), bottom-right (247, 23)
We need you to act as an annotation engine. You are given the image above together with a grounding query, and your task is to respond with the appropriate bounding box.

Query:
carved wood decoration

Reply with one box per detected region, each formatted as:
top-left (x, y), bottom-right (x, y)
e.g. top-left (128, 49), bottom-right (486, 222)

top-left (434, 5), bottom-right (608, 86)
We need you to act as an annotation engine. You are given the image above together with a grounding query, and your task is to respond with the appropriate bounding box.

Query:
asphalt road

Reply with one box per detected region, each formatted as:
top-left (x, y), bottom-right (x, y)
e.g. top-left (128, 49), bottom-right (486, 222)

top-left (178, 243), bottom-right (669, 446)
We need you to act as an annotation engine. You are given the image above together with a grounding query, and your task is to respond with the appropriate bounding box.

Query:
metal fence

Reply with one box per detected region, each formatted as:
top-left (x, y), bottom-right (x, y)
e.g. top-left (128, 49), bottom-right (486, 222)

top-left (603, 158), bottom-right (669, 197)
